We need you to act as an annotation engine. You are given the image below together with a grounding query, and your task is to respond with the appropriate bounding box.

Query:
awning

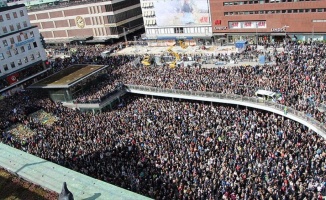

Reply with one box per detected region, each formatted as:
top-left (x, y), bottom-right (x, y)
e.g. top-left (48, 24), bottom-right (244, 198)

top-left (270, 33), bottom-right (286, 36)
top-left (70, 36), bottom-right (93, 41)
top-left (86, 38), bottom-right (111, 43)
top-left (45, 38), bottom-right (73, 44)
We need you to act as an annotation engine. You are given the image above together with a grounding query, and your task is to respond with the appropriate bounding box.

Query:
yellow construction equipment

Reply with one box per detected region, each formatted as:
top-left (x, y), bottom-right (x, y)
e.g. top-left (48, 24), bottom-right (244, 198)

top-left (141, 55), bottom-right (151, 66)
top-left (179, 40), bottom-right (188, 49)
top-left (167, 46), bottom-right (180, 69)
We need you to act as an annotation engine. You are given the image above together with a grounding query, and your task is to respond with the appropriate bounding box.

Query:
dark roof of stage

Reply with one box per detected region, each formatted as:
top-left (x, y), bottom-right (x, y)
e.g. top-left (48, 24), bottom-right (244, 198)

top-left (29, 64), bottom-right (108, 89)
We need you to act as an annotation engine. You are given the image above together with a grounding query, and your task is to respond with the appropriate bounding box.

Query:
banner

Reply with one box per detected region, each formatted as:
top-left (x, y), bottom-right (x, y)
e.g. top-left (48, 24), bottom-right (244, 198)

top-left (6, 73), bottom-right (20, 85)
top-left (154, 0), bottom-right (210, 26)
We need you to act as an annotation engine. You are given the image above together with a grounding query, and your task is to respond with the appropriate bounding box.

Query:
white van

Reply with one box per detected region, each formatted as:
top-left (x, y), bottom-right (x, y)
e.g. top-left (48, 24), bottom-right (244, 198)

top-left (255, 90), bottom-right (278, 102)
top-left (101, 51), bottom-right (111, 58)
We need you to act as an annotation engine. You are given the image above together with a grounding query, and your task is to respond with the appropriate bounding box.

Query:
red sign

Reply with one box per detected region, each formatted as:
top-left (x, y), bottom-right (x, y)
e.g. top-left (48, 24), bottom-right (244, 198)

top-left (200, 17), bottom-right (209, 23)
top-left (244, 22), bottom-right (252, 27)
top-left (6, 73), bottom-right (19, 85)
top-left (257, 21), bottom-right (266, 27)
top-left (215, 20), bottom-right (221, 25)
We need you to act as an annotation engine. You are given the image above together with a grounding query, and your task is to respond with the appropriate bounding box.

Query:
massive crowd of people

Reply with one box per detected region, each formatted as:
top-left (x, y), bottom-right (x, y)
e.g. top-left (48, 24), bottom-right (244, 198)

top-left (0, 41), bottom-right (326, 199)
top-left (0, 91), bottom-right (325, 199)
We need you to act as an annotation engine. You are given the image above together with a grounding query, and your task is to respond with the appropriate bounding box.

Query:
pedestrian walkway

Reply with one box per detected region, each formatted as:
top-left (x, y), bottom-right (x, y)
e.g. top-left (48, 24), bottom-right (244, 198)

top-left (0, 143), bottom-right (152, 200)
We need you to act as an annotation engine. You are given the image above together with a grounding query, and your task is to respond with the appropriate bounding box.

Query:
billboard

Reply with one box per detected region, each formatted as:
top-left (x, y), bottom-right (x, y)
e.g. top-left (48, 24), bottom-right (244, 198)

top-left (153, 0), bottom-right (210, 26)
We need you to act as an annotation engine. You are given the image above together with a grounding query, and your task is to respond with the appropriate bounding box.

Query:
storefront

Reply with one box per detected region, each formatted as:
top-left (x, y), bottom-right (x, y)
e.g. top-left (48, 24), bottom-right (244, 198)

top-left (146, 36), bottom-right (213, 47)
top-left (225, 34), bottom-right (270, 44)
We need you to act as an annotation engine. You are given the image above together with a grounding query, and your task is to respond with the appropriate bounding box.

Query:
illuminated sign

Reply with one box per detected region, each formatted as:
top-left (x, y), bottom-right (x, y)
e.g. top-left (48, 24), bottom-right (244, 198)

top-left (214, 26), bottom-right (227, 30)
top-left (271, 27), bottom-right (286, 32)
top-left (229, 21), bottom-right (266, 29)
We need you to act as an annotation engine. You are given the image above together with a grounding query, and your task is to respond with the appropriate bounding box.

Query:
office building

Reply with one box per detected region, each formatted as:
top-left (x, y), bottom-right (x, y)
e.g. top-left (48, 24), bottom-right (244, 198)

top-left (210, 0), bottom-right (326, 44)
top-left (8, 0), bottom-right (144, 44)
top-left (0, 1), bottom-right (47, 93)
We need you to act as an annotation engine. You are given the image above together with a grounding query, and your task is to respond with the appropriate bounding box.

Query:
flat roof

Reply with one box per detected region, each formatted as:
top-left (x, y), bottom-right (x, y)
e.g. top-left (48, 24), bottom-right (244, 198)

top-left (29, 64), bottom-right (108, 89)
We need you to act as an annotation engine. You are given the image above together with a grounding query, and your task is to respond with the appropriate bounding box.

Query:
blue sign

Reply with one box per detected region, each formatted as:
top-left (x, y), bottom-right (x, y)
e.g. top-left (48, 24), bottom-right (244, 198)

top-left (258, 55), bottom-right (265, 64)
top-left (15, 38), bottom-right (35, 48)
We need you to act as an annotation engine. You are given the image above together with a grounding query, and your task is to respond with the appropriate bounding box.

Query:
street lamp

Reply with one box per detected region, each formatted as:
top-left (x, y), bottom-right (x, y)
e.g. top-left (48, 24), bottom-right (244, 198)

top-left (283, 25), bottom-right (289, 43)
top-left (255, 22), bottom-right (258, 48)
top-left (122, 27), bottom-right (128, 43)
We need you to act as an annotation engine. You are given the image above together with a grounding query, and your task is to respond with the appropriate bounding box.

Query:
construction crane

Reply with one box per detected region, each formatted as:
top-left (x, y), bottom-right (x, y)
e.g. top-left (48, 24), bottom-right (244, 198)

top-left (167, 45), bottom-right (180, 69)
top-left (141, 55), bottom-right (151, 66)
top-left (179, 40), bottom-right (188, 49)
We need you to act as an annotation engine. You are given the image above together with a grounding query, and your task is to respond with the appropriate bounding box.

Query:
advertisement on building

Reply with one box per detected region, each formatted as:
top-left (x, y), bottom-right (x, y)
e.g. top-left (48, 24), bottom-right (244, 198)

top-left (154, 0), bottom-right (210, 26)
top-left (229, 21), bottom-right (266, 29)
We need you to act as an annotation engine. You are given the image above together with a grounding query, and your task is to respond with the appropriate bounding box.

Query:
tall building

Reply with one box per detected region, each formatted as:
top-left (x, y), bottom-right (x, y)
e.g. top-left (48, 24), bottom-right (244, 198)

top-left (8, 0), bottom-right (144, 44)
top-left (210, 0), bottom-right (326, 44)
top-left (140, 0), bottom-right (213, 46)
top-left (0, 2), bottom-right (47, 94)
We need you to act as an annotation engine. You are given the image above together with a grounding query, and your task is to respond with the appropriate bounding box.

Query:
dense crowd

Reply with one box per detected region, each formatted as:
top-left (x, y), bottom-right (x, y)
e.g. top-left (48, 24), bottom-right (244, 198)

top-left (0, 91), bottom-right (325, 199)
top-left (104, 42), bottom-right (326, 126)
top-left (1, 41), bottom-right (326, 199)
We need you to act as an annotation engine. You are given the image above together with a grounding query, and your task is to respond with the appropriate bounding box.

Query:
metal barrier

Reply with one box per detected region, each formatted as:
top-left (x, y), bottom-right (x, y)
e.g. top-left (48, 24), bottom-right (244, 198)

top-left (125, 84), bottom-right (326, 138)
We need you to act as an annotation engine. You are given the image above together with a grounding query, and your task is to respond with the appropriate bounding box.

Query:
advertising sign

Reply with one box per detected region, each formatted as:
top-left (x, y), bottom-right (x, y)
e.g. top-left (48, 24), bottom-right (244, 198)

top-left (229, 21), bottom-right (266, 29)
top-left (154, 0), bottom-right (210, 26)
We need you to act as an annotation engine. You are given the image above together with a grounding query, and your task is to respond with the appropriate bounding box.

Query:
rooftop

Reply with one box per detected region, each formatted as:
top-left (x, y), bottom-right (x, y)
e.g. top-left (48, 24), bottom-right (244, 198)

top-left (29, 64), bottom-right (108, 89)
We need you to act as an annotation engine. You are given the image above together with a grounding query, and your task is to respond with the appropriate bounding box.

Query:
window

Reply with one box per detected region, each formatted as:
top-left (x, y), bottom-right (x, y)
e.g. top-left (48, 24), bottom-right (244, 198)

top-left (305, 9), bottom-right (310, 12)
top-left (23, 21), bottom-right (27, 27)
top-left (13, 48), bottom-right (18, 55)
top-left (27, 43), bottom-right (31, 50)
top-left (9, 25), bottom-right (14, 31)
top-left (317, 8), bottom-right (323, 12)
top-left (293, 9), bottom-right (298, 13)
top-left (33, 42), bottom-right (38, 48)
top-left (16, 23), bottom-right (21, 30)
top-left (2, 40), bottom-right (8, 46)
top-left (6, 13), bottom-right (10, 20)
top-left (6, 50), bottom-right (12, 58)
top-left (24, 56), bottom-right (28, 63)
top-left (30, 54), bottom-right (35, 60)
top-left (311, 9), bottom-right (316, 12)
top-left (0, 15), bottom-right (3, 22)
top-left (2, 26), bottom-right (7, 33)
top-left (17, 35), bottom-right (22, 42)
top-left (0, 53), bottom-right (4, 60)
top-left (36, 52), bottom-right (41, 58)
top-left (3, 64), bottom-right (8, 71)
top-left (10, 62), bottom-right (15, 68)
top-left (13, 12), bottom-right (17, 18)
top-left (20, 46), bottom-right (25, 52)
top-left (20, 10), bottom-right (24, 17)
top-left (18, 59), bottom-right (22, 65)
top-left (30, 31), bottom-right (34, 38)
top-left (23, 33), bottom-right (28, 40)
top-left (299, 9), bottom-right (304, 13)
top-left (10, 37), bottom-right (14, 44)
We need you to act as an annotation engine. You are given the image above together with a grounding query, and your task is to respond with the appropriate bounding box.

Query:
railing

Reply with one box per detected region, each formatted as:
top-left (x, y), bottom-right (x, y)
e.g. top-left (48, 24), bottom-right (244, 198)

top-left (125, 84), bottom-right (326, 138)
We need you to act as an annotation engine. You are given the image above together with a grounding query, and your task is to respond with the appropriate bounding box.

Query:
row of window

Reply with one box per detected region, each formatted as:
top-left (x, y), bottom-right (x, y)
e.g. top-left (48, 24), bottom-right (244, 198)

top-left (0, 42), bottom-right (38, 59)
top-left (1, 31), bottom-right (35, 48)
top-left (1, 21), bottom-right (28, 35)
top-left (224, 8), bottom-right (326, 15)
top-left (224, 0), bottom-right (316, 6)
top-left (0, 52), bottom-right (41, 74)
top-left (147, 27), bottom-right (210, 35)
top-left (0, 10), bottom-right (24, 22)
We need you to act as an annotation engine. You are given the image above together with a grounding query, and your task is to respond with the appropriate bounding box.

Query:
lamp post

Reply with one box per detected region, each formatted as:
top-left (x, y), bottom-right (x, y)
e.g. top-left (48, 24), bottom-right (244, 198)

top-left (256, 22), bottom-right (258, 48)
top-left (123, 27), bottom-right (128, 43)
top-left (283, 25), bottom-right (289, 43)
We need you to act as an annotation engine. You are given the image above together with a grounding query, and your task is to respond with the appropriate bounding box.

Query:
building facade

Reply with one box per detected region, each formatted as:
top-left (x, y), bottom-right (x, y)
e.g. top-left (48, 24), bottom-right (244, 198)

top-left (7, 0), bottom-right (144, 44)
top-left (210, 0), bottom-right (326, 44)
top-left (140, 0), bottom-right (213, 47)
top-left (0, 3), bottom-right (47, 92)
